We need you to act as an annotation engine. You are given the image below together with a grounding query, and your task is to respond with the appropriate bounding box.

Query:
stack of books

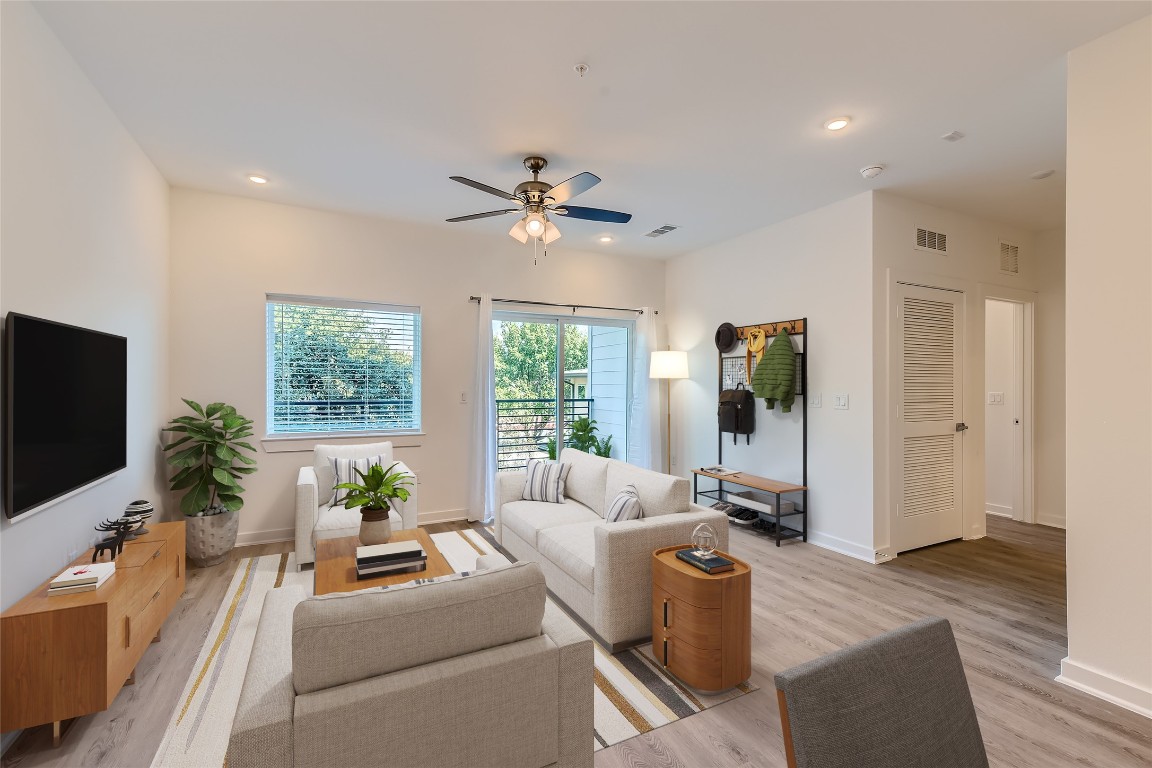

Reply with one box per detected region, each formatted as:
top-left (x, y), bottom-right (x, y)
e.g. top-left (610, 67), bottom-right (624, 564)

top-left (48, 562), bottom-right (116, 596)
top-left (675, 548), bottom-right (736, 575)
top-left (356, 541), bottom-right (427, 580)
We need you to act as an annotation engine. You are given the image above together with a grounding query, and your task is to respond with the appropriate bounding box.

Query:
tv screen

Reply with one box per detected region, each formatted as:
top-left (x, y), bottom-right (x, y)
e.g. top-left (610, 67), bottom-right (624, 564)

top-left (4, 313), bottom-right (127, 520)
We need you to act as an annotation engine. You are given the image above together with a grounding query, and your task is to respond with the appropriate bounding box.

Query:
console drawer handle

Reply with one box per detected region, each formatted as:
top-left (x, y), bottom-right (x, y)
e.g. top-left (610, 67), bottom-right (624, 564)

top-left (663, 599), bottom-right (669, 628)
top-left (152, 550), bottom-right (161, 559)
top-left (151, 589), bottom-right (161, 604)
top-left (662, 638), bottom-right (668, 668)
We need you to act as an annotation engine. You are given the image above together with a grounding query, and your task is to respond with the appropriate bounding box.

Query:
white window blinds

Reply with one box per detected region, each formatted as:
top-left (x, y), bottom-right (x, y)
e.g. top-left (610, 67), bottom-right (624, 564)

top-left (266, 295), bottom-right (421, 434)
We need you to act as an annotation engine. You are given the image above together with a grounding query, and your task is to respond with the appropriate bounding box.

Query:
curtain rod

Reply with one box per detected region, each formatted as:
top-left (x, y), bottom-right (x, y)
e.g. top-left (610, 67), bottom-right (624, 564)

top-left (468, 296), bottom-right (654, 315)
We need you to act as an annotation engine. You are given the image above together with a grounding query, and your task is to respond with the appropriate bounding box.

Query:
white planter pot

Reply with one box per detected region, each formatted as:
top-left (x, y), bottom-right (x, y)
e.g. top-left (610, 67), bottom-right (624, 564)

top-left (186, 508), bottom-right (239, 567)
top-left (359, 507), bottom-right (399, 546)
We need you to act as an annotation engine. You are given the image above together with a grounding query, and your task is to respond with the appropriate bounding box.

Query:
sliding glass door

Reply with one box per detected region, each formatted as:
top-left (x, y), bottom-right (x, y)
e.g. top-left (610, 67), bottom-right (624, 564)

top-left (493, 313), bottom-right (632, 470)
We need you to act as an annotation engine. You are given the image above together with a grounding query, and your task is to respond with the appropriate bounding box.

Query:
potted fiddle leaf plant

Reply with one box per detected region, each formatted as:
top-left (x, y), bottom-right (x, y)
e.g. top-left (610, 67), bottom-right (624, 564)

top-left (334, 462), bottom-right (413, 545)
top-left (164, 399), bottom-right (258, 567)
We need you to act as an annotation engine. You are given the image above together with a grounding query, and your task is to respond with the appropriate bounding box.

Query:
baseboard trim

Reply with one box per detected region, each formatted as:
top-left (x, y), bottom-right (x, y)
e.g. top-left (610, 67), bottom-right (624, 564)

top-left (1057, 657), bottom-right (1152, 718)
top-left (806, 531), bottom-right (878, 563)
top-left (985, 504), bottom-right (1014, 518)
top-left (235, 527), bottom-right (294, 546)
top-left (1036, 513), bottom-right (1066, 529)
top-left (418, 508), bottom-right (469, 524)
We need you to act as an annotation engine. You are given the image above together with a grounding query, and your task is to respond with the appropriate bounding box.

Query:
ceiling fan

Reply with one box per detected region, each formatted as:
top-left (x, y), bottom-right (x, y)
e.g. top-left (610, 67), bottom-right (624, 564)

top-left (446, 156), bottom-right (632, 244)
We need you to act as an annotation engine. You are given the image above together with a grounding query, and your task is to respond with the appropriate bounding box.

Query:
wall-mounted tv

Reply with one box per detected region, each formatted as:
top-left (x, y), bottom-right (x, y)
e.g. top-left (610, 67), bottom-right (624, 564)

top-left (4, 313), bottom-right (127, 520)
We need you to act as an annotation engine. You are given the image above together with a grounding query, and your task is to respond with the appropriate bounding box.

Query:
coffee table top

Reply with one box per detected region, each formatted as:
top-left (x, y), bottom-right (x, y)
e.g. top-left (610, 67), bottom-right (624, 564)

top-left (314, 528), bottom-right (454, 595)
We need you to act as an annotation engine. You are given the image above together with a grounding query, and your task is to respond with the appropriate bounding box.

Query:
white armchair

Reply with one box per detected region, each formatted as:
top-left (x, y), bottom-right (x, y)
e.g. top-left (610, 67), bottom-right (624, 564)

top-left (295, 442), bottom-right (418, 571)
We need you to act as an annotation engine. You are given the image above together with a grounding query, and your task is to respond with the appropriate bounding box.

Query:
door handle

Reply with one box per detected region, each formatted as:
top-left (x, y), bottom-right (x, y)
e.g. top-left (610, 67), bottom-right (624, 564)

top-left (956, 423), bottom-right (968, 432)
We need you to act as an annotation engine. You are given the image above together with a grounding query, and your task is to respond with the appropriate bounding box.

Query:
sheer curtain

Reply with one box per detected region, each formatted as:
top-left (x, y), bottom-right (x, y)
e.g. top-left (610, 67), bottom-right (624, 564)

top-left (630, 307), bottom-right (662, 470)
top-left (467, 295), bottom-right (496, 522)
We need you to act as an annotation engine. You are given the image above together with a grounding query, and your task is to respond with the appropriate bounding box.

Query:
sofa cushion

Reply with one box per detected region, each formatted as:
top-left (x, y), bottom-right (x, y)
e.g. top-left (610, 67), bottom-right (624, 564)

top-left (537, 521), bottom-right (600, 590)
top-left (313, 442), bottom-right (394, 504)
top-left (502, 499), bottom-right (600, 549)
top-left (604, 462), bottom-right (689, 517)
top-left (522, 459), bottom-right (573, 503)
top-left (292, 560), bottom-right (547, 694)
top-left (559, 448), bottom-right (609, 516)
top-left (606, 484), bottom-right (643, 523)
top-left (312, 503), bottom-right (364, 542)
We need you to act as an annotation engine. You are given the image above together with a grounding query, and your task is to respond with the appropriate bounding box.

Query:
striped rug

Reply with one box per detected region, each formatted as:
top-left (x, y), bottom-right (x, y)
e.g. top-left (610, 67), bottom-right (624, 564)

top-left (151, 531), bottom-right (756, 766)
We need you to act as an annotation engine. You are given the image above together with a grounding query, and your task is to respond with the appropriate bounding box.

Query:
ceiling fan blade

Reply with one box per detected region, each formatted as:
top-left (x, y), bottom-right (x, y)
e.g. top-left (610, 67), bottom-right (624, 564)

top-left (553, 205), bottom-right (632, 224)
top-left (445, 209), bottom-right (519, 223)
top-left (546, 172), bottom-right (601, 204)
top-left (450, 176), bottom-right (521, 202)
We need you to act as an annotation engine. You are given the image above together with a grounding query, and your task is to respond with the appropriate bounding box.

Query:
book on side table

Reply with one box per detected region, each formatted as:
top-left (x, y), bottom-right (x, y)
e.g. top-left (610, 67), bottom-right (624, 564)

top-left (355, 540), bottom-right (427, 579)
top-left (47, 562), bottom-right (116, 595)
top-left (675, 549), bottom-right (736, 574)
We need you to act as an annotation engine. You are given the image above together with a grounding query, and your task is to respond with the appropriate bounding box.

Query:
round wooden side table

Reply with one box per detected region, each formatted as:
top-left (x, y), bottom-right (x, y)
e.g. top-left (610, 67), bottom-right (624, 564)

top-left (651, 544), bottom-right (752, 692)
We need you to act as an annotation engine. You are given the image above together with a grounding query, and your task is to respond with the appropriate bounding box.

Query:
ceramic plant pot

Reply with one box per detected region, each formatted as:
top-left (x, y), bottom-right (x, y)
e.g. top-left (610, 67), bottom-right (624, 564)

top-left (186, 507), bottom-right (239, 567)
top-left (358, 507), bottom-right (398, 546)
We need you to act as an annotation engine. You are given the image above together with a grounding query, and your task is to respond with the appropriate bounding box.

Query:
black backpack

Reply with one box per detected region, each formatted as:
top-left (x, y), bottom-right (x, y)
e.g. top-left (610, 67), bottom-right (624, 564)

top-left (718, 383), bottom-right (755, 444)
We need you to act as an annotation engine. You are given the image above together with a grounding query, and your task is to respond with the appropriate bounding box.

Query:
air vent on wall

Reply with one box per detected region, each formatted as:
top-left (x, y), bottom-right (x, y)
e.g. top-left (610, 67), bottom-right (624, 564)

top-left (645, 225), bottom-right (679, 238)
top-left (915, 227), bottom-right (948, 254)
top-left (999, 241), bottom-right (1020, 275)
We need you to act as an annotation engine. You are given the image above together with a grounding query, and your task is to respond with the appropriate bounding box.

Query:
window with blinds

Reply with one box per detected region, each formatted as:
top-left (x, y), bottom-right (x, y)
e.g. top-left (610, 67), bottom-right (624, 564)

top-left (266, 295), bottom-right (421, 434)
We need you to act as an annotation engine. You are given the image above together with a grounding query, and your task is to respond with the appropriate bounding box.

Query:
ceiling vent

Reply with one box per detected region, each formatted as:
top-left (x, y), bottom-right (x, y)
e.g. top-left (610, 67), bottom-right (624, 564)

top-left (645, 225), bottom-right (679, 238)
top-left (915, 227), bottom-right (948, 254)
top-left (999, 241), bottom-right (1020, 275)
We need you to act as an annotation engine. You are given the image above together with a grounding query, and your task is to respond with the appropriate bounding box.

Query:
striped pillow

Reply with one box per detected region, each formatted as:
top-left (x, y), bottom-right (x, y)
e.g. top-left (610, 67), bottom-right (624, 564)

top-left (522, 459), bottom-right (572, 503)
top-left (330, 454), bottom-right (386, 505)
top-left (606, 484), bottom-right (643, 522)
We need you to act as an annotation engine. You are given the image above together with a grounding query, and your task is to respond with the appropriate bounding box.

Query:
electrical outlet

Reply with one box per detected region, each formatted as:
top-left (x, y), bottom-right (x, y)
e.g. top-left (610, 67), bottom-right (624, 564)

top-left (460, 391), bottom-right (468, 404)
top-left (809, 392), bottom-right (822, 408)
top-left (833, 394), bottom-right (849, 410)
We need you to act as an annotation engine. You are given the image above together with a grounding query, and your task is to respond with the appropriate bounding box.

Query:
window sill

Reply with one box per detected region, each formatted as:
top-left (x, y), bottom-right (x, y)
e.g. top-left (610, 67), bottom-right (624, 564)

top-left (261, 432), bottom-right (426, 454)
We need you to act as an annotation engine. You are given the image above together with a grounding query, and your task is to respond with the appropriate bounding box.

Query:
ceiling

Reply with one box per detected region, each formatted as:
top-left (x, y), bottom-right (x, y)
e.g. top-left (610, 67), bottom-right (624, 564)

top-left (33, 1), bottom-right (1151, 258)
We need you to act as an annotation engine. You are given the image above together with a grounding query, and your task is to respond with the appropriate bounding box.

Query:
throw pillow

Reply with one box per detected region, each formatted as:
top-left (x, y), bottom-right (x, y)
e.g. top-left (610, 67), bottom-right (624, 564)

top-left (330, 454), bottom-right (386, 505)
top-left (522, 459), bottom-right (572, 503)
top-left (606, 484), bottom-right (643, 522)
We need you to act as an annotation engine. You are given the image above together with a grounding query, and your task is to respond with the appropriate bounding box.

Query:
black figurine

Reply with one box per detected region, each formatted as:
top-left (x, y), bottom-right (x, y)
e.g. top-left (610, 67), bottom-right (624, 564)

top-left (93, 518), bottom-right (136, 561)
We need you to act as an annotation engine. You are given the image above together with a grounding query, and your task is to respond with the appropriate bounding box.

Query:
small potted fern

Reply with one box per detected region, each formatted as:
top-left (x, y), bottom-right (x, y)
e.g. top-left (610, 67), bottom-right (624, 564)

top-left (334, 463), bottom-right (413, 545)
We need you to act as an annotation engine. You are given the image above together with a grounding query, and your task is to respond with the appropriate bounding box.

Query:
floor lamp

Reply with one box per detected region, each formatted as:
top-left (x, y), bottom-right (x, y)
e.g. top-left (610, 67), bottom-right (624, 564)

top-left (650, 351), bottom-right (689, 474)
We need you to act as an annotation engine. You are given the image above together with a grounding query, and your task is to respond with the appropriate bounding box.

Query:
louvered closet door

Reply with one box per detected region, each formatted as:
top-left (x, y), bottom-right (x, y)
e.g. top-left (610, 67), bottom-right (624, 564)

top-left (894, 284), bottom-right (964, 552)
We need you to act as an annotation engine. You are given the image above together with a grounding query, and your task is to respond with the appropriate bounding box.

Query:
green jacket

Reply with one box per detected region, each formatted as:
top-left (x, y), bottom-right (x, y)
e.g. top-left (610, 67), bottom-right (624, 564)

top-left (751, 329), bottom-right (796, 412)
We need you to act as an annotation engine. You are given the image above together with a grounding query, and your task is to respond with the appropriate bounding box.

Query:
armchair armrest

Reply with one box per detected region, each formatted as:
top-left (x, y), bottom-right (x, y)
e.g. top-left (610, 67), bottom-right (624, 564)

top-left (390, 460), bottom-right (419, 530)
top-left (542, 601), bottom-right (594, 768)
top-left (494, 470), bottom-right (527, 542)
top-left (592, 508), bottom-right (730, 647)
top-left (226, 585), bottom-right (307, 768)
top-left (295, 466), bottom-right (320, 569)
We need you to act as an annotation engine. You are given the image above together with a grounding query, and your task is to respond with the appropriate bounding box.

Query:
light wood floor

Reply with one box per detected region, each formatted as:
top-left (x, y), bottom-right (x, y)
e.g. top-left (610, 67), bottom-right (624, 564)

top-left (4, 519), bottom-right (1149, 767)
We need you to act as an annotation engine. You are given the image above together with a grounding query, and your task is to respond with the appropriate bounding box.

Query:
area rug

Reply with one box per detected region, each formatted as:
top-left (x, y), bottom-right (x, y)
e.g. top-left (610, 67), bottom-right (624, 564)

top-left (151, 531), bottom-right (756, 766)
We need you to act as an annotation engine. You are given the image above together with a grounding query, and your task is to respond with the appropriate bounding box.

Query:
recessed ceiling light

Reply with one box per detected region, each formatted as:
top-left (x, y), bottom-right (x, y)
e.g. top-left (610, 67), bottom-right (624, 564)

top-left (599, 236), bottom-right (613, 243)
top-left (1029, 169), bottom-right (1056, 180)
top-left (823, 117), bottom-right (850, 131)
top-left (248, 175), bottom-right (268, 184)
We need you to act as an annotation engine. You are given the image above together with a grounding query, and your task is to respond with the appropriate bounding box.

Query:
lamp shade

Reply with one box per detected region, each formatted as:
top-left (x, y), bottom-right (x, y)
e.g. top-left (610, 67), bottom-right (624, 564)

top-left (650, 350), bottom-right (689, 380)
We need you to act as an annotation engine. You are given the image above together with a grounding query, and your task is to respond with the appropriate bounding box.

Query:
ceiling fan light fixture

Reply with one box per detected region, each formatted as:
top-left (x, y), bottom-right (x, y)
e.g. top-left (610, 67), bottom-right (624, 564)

top-left (524, 212), bottom-right (546, 237)
top-left (542, 221), bottom-right (562, 244)
top-left (508, 219), bottom-right (530, 244)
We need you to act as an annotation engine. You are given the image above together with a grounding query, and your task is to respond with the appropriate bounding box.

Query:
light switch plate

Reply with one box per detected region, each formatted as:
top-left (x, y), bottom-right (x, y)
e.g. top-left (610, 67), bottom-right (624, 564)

top-left (833, 394), bottom-right (849, 410)
top-left (809, 392), bottom-right (822, 408)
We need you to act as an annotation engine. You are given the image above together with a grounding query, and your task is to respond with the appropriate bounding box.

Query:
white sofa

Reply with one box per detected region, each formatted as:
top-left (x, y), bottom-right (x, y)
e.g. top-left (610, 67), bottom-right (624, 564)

top-left (295, 442), bottom-right (418, 570)
top-left (496, 448), bottom-right (729, 649)
top-left (227, 561), bottom-right (593, 768)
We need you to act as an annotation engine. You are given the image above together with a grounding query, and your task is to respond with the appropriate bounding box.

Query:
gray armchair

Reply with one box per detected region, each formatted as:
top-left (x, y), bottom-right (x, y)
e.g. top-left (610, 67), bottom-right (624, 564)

top-left (774, 617), bottom-right (988, 768)
top-left (227, 561), bottom-right (593, 768)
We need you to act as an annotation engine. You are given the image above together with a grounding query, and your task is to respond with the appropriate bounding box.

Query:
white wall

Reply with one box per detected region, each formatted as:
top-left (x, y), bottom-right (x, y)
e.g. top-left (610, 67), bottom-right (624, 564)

top-left (1033, 228), bottom-right (1066, 528)
top-left (0, 2), bottom-right (170, 611)
top-left (985, 299), bottom-right (1018, 517)
top-left (168, 189), bottom-right (665, 541)
top-left (666, 193), bottom-right (876, 561)
top-left (870, 191), bottom-right (1064, 555)
top-left (1060, 16), bottom-right (1152, 718)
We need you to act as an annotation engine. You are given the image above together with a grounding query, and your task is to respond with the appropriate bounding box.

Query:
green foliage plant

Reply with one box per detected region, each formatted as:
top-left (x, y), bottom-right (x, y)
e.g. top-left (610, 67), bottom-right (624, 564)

top-left (334, 462), bottom-right (412, 513)
top-left (568, 417), bottom-right (613, 458)
top-left (164, 399), bottom-right (258, 516)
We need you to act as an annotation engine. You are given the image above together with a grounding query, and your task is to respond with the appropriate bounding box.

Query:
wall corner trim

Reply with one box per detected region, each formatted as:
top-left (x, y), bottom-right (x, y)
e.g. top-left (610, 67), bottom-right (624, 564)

top-left (1057, 657), bottom-right (1152, 719)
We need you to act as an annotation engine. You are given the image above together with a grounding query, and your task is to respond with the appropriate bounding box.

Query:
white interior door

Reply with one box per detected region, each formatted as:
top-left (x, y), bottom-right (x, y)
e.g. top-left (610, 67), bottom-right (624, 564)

top-left (894, 283), bottom-right (965, 552)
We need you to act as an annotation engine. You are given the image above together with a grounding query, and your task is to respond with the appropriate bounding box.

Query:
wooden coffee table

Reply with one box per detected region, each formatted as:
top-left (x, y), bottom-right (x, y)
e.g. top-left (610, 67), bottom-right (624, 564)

top-left (314, 528), bottom-right (454, 595)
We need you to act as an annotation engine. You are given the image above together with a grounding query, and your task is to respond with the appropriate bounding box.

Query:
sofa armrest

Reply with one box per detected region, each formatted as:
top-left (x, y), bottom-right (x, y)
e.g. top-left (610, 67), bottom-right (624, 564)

top-left (542, 601), bottom-right (595, 768)
top-left (494, 470), bottom-right (527, 542)
top-left (390, 460), bottom-right (419, 530)
top-left (296, 467), bottom-right (320, 569)
top-left (592, 508), bottom-right (730, 646)
top-left (226, 584), bottom-right (307, 768)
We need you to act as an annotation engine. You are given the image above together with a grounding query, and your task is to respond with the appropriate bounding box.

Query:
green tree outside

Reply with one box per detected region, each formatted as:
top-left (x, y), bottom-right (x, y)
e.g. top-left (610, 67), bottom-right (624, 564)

top-left (493, 321), bottom-right (588, 400)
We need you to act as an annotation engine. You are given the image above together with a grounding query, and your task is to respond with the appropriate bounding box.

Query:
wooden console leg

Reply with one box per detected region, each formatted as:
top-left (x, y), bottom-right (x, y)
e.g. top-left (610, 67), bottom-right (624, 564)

top-left (152, 628), bottom-right (162, 643)
top-left (125, 667), bottom-right (136, 686)
top-left (52, 718), bottom-right (76, 748)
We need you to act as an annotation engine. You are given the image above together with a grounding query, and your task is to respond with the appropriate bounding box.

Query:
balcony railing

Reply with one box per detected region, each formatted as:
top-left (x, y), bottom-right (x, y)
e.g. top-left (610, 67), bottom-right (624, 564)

top-left (496, 398), bottom-right (592, 471)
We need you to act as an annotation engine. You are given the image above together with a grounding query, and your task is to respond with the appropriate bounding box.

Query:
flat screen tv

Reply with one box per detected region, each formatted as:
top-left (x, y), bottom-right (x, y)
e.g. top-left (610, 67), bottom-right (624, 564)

top-left (4, 313), bottom-right (127, 520)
